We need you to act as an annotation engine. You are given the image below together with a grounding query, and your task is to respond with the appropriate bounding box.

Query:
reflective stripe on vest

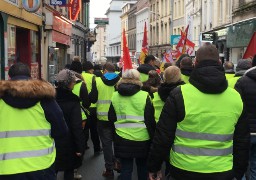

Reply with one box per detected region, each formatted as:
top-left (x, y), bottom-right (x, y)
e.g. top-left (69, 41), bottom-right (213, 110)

top-left (97, 100), bottom-right (111, 104)
top-left (152, 92), bottom-right (164, 122)
top-left (115, 123), bottom-right (146, 128)
top-left (96, 77), bottom-right (116, 121)
top-left (112, 91), bottom-right (150, 141)
top-left (72, 82), bottom-right (87, 120)
top-left (116, 115), bottom-right (144, 121)
top-left (82, 72), bottom-right (96, 107)
top-left (172, 145), bottom-right (233, 156)
top-left (0, 100), bottom-right (56, 175)
top-left (0, 144), bottom-right (54, 161)
top-left (0, 129), bottom-right (50, 138)
top-left (175, 129), bottom-right (233, 142)
top-left (170, 84), bottom-right (243, 173)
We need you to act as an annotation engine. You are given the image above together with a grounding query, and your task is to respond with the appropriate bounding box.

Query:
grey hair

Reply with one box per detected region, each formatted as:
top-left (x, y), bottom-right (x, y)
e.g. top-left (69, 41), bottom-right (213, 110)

top-left (122, 69), bottom-right (140, 80)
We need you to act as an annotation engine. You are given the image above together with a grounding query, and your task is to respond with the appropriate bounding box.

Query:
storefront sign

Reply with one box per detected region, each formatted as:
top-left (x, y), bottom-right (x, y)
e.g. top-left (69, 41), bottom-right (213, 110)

top-left (53, 16), bottom-right (72, 36)
top-left (22, 0), bottom-right (41, 13)
top-left (52, 30), bottom-right (71, 46)
top-left (69, 0), bottom-right (81, 21)
top-left (50, 0), bottom-right (66, 6)
top-left (94, 18), bottom-right (109, 25)
top-left (202, 33), bottom-right (214, 41)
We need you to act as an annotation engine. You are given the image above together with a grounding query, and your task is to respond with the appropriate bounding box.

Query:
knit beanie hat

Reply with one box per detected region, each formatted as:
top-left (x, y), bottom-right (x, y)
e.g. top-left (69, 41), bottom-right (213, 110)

top-left (236, 59), bottom-right (252, 72)
top-left (70, 60), bottom-right (82, 74)
top-left (163, 66), bottom-right (181, 83)
top-left (82, 61), bottom-right (94, 71)
top-left (56, 69), bottom-right (76, 89)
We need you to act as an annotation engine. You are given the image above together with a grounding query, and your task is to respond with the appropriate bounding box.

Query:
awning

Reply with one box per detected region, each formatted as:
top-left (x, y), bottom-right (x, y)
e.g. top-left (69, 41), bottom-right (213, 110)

top-left (7, 16), bottom-right (38, 31)
top-left (52, 30), bottom-right (71, 46)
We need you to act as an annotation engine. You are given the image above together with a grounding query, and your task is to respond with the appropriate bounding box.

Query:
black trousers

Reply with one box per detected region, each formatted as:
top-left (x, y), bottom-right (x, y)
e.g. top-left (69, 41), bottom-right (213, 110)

top-left (84, 107), bottom-right (101, 152)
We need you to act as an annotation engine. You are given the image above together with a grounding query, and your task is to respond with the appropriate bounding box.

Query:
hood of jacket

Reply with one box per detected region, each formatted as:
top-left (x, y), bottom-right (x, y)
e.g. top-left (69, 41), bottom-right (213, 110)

top-left (158, 81), bottom-right (185, 101)
top-left (101, 73), bottom-right (120, 86)
top-left (0, 80), bottom-right (55, 109)
top-left (245, 67), bottom-right (256, 81)
top-left (116, 78), bottom-right (142, 96)
top-left (137, 64), bottom-right (156, 74)
top-left (181, 68), bottom-right (193, 76)
top-left (56, 87), bottom-right (80, 102)
top-left (189, 60), bottom-right (228, 94)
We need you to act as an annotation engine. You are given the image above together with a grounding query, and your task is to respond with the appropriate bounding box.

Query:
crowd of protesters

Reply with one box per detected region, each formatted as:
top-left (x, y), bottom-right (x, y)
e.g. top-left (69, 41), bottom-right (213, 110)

top-left (1, 44), bottom-right (256, 180)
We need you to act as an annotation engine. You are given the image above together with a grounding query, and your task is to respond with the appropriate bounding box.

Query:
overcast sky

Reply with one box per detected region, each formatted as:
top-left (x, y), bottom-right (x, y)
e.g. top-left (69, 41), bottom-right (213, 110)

top-left (90, 0), bottom-right (111, 28)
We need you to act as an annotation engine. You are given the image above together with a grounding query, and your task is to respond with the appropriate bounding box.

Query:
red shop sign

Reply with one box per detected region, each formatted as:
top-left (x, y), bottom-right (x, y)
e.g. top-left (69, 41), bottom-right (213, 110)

top-left (52, 31), bottom-right (71, 46)
top-left (69, 0), bottom-right (81, 21)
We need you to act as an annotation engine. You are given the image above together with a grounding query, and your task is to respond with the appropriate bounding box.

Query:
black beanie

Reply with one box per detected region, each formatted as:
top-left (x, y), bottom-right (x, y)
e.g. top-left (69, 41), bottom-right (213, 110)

top-left (70, 61), bottom-right (82, 74)
top-left (82, 61), bottom-right (94, 71)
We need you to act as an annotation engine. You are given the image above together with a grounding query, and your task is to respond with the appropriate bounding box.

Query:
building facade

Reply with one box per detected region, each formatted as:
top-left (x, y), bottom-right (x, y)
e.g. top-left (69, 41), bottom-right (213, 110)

top-left (149, 0), bottom-right (172, 58)
top-left (0, 0), bottom-right (42, 80)
top-left (135, 0), bottom-right (150, 62)
top-left (91, 24), bottom-right (107, 64)
top-left (127, 3), bottom-right (137, 62)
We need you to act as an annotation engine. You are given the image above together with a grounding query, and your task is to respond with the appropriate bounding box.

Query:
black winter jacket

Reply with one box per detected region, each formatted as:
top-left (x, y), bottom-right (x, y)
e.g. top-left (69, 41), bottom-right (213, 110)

top-left (147, 60), bottom-right (250, 180)
top-left (235, 67), bottom-right (256, 133)
top-left (108, 79), bottom-right (156, 158)
top-left (137, 63), bottom-right (156, 75)
top-left (55, 88), bottom-right (85, 170)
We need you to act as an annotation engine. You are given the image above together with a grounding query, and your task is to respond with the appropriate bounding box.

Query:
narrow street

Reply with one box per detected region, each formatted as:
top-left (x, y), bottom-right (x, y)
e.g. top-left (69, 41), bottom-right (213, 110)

top-left (57, 139), bottom-right (166, 180)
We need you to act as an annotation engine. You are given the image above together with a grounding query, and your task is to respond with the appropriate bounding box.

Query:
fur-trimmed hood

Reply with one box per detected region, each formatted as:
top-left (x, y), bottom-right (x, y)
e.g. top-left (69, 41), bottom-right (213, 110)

top-left (0, 80), bottom-right (55, 98)
top-left (116, 78), bottom-right (142, 96)
top-left (0, 80), bottom-right (55, 109)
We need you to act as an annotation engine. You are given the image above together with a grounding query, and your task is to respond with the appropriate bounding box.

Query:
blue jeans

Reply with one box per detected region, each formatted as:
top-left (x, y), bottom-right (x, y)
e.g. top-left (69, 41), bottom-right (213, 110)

top-left (120, 158), bottom-right (147, 180)
top-left (250, 135), bottom-right (256, 180)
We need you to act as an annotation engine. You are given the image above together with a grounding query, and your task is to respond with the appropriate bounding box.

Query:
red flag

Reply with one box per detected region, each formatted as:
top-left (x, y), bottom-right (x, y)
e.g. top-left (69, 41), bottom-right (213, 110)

top-left (185, 39), bottom-right (195, 56)
top-left (243, 32), bottom-right (256, 59)
top-left (122, 29), bottom-right (133, 71)
top-left (139, 22), bottom-right (148, 64)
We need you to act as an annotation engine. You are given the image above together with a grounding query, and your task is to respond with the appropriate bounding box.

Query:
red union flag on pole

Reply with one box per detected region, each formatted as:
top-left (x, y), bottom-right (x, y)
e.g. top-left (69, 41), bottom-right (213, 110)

top-left (69, 0), bottom-right (81, 21)
top-left (122, 29), bottom-right (133, 71)
top-left (139, 22), bottom-right (148, 64)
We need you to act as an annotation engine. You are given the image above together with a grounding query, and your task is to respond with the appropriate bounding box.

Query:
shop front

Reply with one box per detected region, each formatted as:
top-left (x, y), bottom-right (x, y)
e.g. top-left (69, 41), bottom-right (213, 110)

top-left (45, 11), bottom-right (72, 84)
top-left (227, 18), bottom-right (256, 64)
top-left (0, 0), bottom-right (42, 79)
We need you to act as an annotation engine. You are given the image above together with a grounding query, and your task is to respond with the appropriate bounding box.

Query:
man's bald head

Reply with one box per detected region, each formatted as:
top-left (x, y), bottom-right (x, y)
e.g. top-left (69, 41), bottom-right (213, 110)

top-left (196, 44), bottom-right (219, 63)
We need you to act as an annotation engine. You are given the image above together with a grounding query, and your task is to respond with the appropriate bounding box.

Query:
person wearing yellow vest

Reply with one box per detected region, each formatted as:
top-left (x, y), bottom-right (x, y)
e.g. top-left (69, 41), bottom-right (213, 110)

top-left (137, 55), bottom-right (156, 82)
top-left (228, 59), bottom-right (252, 88)
top-left (180, 56), bottom-right (193, 84)
top-left (55, 69), bottom-right (86, 180)
top-left (148, 44), bottom-right (250, 180)
top-left (93, 62), bottom-right (120, 177)
top-left (224, 61), bottom-right (235, 80)
top-left (0, 63), bottom-right (68, 179)
top-left (108, 69), bottom-right (156, 180)
top-left (81, 61), bottom-right (102, 154)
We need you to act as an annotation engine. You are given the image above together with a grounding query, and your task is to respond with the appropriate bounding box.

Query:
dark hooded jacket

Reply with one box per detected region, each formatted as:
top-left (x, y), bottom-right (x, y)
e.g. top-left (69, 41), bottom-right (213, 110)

top-left (55, 87), bottom-right (85, 170)
top-left (235, 67), bottom-right (256, 133)
top-left (108, 78), bottom-right (156, 158)
top-left (137, 64), bottom-right (156, 75)
top-left (147, 60), bottom-right (250, 180)
top-left (157, 81), bottom-right (185, 102)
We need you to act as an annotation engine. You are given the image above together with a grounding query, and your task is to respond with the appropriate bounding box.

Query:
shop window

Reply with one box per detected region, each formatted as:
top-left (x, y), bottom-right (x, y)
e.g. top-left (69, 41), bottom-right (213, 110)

top-left (7, 25), bottom-right (16, 68)
top-left (30, 31), bottom-right (39, 79)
